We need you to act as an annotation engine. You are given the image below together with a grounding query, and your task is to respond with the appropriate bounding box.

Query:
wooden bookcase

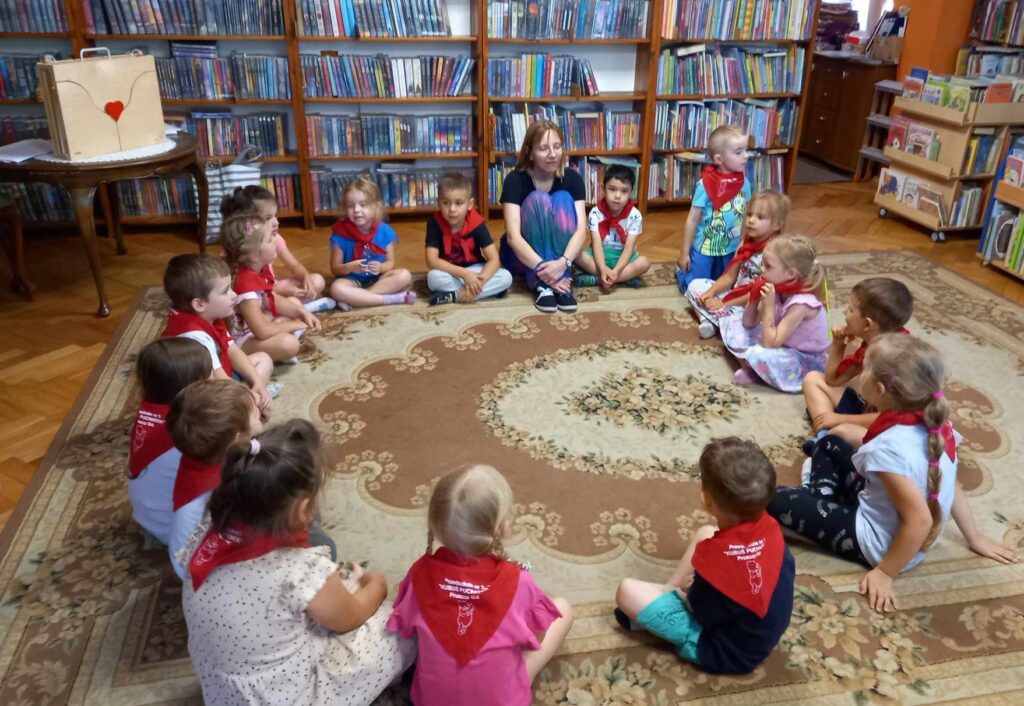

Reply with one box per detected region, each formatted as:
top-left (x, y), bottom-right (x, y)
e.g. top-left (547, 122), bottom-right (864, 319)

top-left (0, 0), bottom-right (820, 229)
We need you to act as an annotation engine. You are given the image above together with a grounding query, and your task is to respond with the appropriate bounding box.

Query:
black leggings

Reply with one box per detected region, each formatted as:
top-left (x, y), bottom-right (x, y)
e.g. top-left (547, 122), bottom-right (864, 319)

top-left (767, 435), bottom-right (870, 566)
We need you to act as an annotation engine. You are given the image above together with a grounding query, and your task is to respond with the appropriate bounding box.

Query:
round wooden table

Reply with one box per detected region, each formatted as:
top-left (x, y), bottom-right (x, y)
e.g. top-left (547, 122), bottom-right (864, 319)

top-left (0, 132), bottom-right (208, 317)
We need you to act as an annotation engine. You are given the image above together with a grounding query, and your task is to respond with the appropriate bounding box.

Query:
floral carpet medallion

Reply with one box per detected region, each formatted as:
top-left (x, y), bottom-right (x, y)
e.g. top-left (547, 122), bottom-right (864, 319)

top-left (2, 254), bottom-right (1024, 704)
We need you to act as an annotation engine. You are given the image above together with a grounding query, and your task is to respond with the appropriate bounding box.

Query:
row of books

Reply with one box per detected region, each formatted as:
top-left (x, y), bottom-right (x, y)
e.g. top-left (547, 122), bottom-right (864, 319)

top-left (115, 176), bottom-right (199, 216)
top-left (490, 103), bottom-right (641, 153)
top-left (487, 0), bottom-right (649, 40)
top-left (647, 150), bottom-right (784, 199)
top-left (662, 0), bottom-right (814, 42)
top-left (296, 0), bottom-right (453, 38)
top-left (970, 0), bottom-right (1024, 48)
top-left (309, 166), bottom-right (475, 212)
top-left (0, 0), bottom-right (67, 32)
top-left (884, 118), bottom-right (941, 161)
top-left (305, 113), bottom-right (473, 156)
top-left (656, 43), bottom-right (805, 96)
top-left (156, 54), bottom-right (292, 101)
top-left (956, 45), bottom-right (1024, 79)
top-left (301, 54), bottom-right (475, 98)
top-left (487, 55), bottom-right (599, 98)
top-left (183, 112), bottom-right (288, 157)
top-left (983, 200), bottom-right (1024, 275)
top-left (0, 117), bottom-right (49, 146)
top-left (876, 167), bottom-right (956, 226)
top-left (948, 184), bottom-right (985, 228)
top-left (963, 130), bottom-right (1003, 175)
top-left (0, 54), bottom-right (48, 101)
top-left (85, 0), bottom-right (285, 35)
top-left (0, 182), bottom-right (71, 221)
top-left (903, 68), bottom-right (1024, 110)
top-left (652, 98), bottom-right (798, 151)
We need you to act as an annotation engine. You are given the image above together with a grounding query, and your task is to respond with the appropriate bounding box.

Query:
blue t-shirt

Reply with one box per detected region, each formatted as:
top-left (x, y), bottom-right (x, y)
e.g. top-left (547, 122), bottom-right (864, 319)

top-left (689, 546), bottom-right (795, 674)
top-left (692, 179), bottom-right (752, 257)
top-left (329, 221), bottom-right (399, 284)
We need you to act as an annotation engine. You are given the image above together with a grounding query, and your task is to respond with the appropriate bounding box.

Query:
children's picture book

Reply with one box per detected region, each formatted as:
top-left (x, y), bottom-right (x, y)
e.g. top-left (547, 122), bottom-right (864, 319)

top-left (906, 123), bottom-right (939, 159)
top-left (901, 180), bottom-right (920, 209)
top-left (877, 167), bottom-right (905, 200)
top-left (902, 76), bottom-right (925, 100)
top-left (922, 76), bottom-right (950, 106)
top-left (885, 117), bottom-right (909, 150)
top-left (984, 82), bottom-right (1013, 103)
top-left (918, 191), bottom-right (946, 225)
top-left (994, 212), bottom-right (1017, 260)
top-left (1005, 155), bottom-right (1024, 186)
top-left (948, 79), bottom-right (972, 111)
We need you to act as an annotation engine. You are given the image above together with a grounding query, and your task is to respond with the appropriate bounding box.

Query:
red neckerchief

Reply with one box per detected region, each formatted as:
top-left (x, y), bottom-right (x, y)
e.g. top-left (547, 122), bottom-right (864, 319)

top-left (172, 455), bottom-right (222, 511)
top-left (701, 165), bottom-right (745, 211)
top-left (234, 265), bottom-right (278, 317)
top-left (433, 208), bottom-right (485, 265)
top-left (409, 547), bottom-right (521, 666)
top-left (161, 309), bottom-right (234, 377)
top-left (726, 236), bottom-right (769, 272)
top-left (722, 276), bottom-right (805, 305)
top-left (332, 218), bottom-right (387, 259)
top-left (862, 410), bottom-right (957, 461)
top-left (690, 512), bottom-right (785, 618)
top-left (189, 525), bottom-right (309, 591)
top-left (128, 402), bottom-right (173, 479)
top-left (836, 328), bottom-right (911, 376)
top-left (597, 198), bottom-right (635, 246)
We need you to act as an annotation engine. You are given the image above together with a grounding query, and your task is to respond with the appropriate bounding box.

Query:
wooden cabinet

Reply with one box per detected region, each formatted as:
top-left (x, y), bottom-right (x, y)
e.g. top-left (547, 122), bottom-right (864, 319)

top-left (800, 53), bottom-right (896, 172)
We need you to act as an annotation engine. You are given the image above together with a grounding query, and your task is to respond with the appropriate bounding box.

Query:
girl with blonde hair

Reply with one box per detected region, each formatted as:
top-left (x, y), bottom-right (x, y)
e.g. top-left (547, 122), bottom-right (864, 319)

top-left (497, 120), bottom-right (589, 313)
top-left (388, 465), bottom-right (574, 705)
top-left (768, 334), bottom-right (1017, 612)
top-left (719, 235), bottom-right (830, 391)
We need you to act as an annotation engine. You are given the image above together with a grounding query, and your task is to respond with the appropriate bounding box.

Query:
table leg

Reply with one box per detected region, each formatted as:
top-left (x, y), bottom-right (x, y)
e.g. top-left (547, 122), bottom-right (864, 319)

top-left (69, 186), bottom-right (110, 318)
top-left (106, 183), bottom-right (126, 255)
top-left (186, 160), bottom-right (209, 253)
top-left (1, 204), bottom-right (34, 300)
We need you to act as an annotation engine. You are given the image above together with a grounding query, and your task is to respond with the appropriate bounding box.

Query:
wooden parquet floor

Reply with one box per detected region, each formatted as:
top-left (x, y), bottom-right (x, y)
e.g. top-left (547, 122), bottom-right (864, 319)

top-left (0, 180), bottom-right (1021, 531)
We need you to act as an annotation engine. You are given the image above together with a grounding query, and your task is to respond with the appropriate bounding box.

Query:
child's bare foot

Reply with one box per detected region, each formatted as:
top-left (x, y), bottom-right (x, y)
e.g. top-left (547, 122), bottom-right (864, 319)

top-left (733, 367), bottom-right (758, 385)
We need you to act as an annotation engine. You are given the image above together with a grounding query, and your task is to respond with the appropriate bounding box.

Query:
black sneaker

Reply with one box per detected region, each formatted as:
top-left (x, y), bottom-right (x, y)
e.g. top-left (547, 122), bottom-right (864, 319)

top-left (429, 291), bottom-right (458, 306)
top-left (534, 286), bottom-right (557, 313)
top-left (613, 607), bottom-right (633, 631)
top-left (555, 289), bottom-right (578, 312)
top-left (494, 287), bottom-right (509, 299)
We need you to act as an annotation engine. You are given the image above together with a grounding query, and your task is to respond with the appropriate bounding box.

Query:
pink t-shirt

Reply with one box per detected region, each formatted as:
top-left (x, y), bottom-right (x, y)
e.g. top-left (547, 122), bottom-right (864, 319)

top-left (267, 233), bottom-right (287, 280)
top-left (775, 293), bottom-right (830, 353)
top-left (387, 564), bottom-right (561, 706)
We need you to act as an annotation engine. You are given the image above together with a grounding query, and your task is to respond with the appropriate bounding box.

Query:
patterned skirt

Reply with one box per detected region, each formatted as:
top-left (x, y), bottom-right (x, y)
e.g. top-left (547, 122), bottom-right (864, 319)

top-left (719, 313), bottom-right (828, 393)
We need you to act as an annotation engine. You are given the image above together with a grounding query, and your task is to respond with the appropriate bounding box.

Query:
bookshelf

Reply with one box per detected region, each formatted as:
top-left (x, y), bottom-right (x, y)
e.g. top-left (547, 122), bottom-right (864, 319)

top-left (0, 0), bottom-right (819, 229)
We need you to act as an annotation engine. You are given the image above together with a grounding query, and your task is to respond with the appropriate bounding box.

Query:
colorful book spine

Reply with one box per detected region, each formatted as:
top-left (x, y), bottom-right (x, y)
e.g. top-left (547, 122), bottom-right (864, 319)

top-left (647, 150), bottom-right (785, 199)
top-left (305, 113), bottom-right (472, 156)
top-left (185, 111), bottom-right (288, 157)
top-left (488, 54), bottom-right (599, 98)
top-left (490, 103), bottom-right (641, 152)
top-left (0, 54), bottom-right (51, 100)
top-left (0, 0), bottom-right (69, 31)
top-left (657, 44), bottom-right (805, 96)
top-left (0, 183), bottom-right (73, 221)
top-left (664, 0), bottom-right (813, 41)
top-left (653, 98), bottom-right (798, 150)
top-left (301, 54), bottom-right (475, 98)
top-left (488, 0), bottom-right (648, 39)
top-left (84, 0), bottom-right (284, 35)
top-left (0, 117), bottom-right (50, 146)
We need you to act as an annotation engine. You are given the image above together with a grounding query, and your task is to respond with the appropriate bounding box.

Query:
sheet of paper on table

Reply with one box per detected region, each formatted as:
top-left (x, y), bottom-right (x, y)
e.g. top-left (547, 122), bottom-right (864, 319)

top-left (0, 139), bottom-right (54, 164)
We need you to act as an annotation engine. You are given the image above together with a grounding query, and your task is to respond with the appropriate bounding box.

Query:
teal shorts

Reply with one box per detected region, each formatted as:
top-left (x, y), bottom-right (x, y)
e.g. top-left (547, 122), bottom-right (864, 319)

top-left (635, 590), bottom-right (702, 662)
top-left (584, 246), bottom-right (638, 270)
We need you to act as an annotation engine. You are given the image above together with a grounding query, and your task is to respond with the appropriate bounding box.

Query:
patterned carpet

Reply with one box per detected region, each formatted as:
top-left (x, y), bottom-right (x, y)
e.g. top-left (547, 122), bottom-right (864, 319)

top-left (1, 253), bottom-right (1023, 705)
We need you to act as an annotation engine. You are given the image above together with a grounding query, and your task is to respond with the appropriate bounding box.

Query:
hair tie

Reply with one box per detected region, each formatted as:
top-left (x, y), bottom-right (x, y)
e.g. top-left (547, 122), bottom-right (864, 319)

top-left (245, 221), bottom-right (254, 237)
top-left (932, 391), bottom-right (945, 399)
top-left (249, 439), bottom-right (261, 456)
top-left (928, 460), bottom-right (940, 468)
top-left (929, 427), bottom-right (942, 434)
top-left (928, 492), bottom-right (939, 501)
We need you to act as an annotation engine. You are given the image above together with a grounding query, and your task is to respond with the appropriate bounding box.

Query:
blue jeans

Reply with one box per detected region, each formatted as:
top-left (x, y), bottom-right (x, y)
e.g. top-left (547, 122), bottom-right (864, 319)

top-left (500, 190), bottom-right (577, 291)
top-left (675, 251), bottom-right (733, 293)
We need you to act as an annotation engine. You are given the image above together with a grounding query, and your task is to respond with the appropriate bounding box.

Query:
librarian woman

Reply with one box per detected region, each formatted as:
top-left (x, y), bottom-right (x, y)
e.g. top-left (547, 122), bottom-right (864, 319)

top-left (498, 120), bottom-right (588, 313)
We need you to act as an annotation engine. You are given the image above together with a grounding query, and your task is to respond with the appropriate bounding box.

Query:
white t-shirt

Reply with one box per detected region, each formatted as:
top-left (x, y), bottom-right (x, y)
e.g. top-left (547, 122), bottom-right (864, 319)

top-left (127, 447), bottom-right (181, 545)
top-left (176, 330), bottom-right (233, 372)
top-left (169, 491), bottom-right (212, 579)
top-left (853, 424), bottom-right (959, 570)
top-left (587, 205), bottom-right (643, 249)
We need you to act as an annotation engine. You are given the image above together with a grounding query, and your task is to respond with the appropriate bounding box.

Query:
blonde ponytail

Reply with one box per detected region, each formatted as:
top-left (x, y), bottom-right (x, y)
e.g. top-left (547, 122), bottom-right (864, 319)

top-left (921, 391), bottom-right (950, 550)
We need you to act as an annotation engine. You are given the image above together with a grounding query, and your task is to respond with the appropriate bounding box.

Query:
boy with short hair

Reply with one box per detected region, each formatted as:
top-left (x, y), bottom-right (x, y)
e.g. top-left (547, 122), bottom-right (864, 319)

top-left (160, 253), bottom-right (273, 414)
top-left (576, 165), bottom-right (651, 290)
top-left (615, 437), bottom-right (795, 675)
top-left (425, 172), bottom-right (512, 305)
top-left (676, 124), bottom-right (752, 292)
top-left (802, 277), bottom-right (914, 448)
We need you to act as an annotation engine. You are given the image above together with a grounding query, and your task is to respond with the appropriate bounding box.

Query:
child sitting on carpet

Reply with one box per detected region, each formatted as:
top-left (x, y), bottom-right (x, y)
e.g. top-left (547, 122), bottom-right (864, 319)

top-left (166, 378), bottom-right (263, 578)
top-left (685, 190), bottom-right (789, 339)
top-left (128, 338), bottom-right (212, 545)
top-left (719, 235), bottom-right (830, 392)
top-left (802, 277), bottom-right (913, 448)
top-left (387, 465), bottom-right (574, 706)
top-left (768, 334), bottom-right (1018, 613)
top-left (329, 176), bottom-right (416, 310)
top-left (181, 419), bottom-right (413, 706)
top-left (161, 253), bottom-right (273, 414)
top-left (221, 212), bottom-right (323, 365)
top-left (574, 164), bottom-right (651, 290)
top-left (425, 172), bottom-right (512, 306)
top-left (675, 124), bottom-right (752, 292)
top-left (219, 185), bottom-right (334, 312)
top-left (614, 437), bottom-right (795, 674)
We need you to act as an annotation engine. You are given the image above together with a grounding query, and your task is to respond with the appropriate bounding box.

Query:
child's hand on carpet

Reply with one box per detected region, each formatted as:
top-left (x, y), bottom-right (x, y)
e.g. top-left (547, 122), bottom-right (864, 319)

top-left (967, 534), bottom-right (1019, 564)
top-left (860, 567), bottom-right (898, 612)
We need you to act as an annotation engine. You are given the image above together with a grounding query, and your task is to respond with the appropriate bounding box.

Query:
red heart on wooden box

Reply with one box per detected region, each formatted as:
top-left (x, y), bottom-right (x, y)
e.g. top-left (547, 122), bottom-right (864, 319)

top-left (104, 101), bottom-right (125, 122)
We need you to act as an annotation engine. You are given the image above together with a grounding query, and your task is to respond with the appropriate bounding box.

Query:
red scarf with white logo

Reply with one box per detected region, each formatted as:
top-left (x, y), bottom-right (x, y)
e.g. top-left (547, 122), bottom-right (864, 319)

top-left (409, 547), bottom-right (522, 666)
top-left (726, 236), bottom-right (769, 272)
top-left (597, 198), bottom-right (635, 246)
top-left (128, 402), bottom-right (173, 479)
top-left (691, 512), bottom-right (785, 618)
top-left (332, 218), bottom-right (387, 259)
top-left (161, 309), bottom-right (233, 377)
top-left (701, 165), bottom-right (745, 211)
top-left (233, 265), bottom-right (278, 317)
top-left (722, 276), bottom-right (805, 305)
top-left (861, 410), bottom-right (957, 461)
top-left (172, 455), bottom-right (222, 511)
top-left (434, 208), bottom-right (486, 265)
top-left (189, 525), bottom-right (309, 590)
top-left (835, 328), bottom-right (912, 376)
